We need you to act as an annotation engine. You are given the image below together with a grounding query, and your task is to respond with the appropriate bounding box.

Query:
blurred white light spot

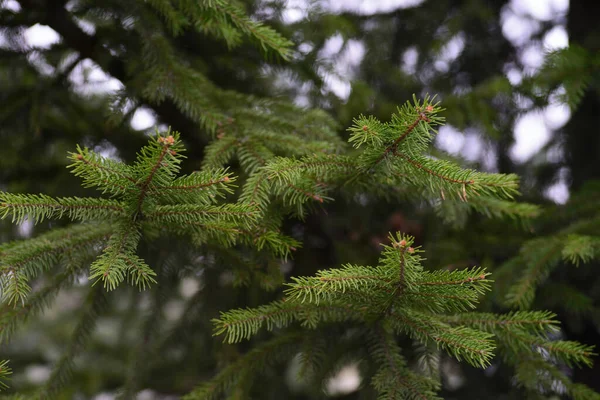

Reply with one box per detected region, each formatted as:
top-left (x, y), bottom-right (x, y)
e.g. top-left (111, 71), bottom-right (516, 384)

top-left (501, 9), bottom-right (540, 46)
top-left (505, 67), bottom-right (523, 85)
top-left (179, 277), bottom-right (201, 298)
top-left (164, 300), bottom-right (185, 321)
top-left (326, 0), bottom-right (425, 14)
top-left (74, 17), bottom-right (96, 35)
top-left (320, 34), bottom-right (344, 58)
top-left (545, 168), bottom-right (570, 204)
top-left (69, 59), bottom-right (124, 95)
top-left (2, 0), bottom-right (20, 11)
top-left (544, 102), bottom-right (571, 130)
top-left (511, 0), bottom-right (568, 21)
top-left (462, 132), bottom-right (485, 162)
top-left (439, 33), bottom-right (465, 64)
top-left (136, 389), bottom-right (158, 400)
top-left (325, 363), bottom-right (361, 396)
top-left (25, 364), bottom-right (51, 384)
top-left (24, 24), bottom-right (60, 49)
top-left (93, 393), bottom-right (116, 400)
top-left (521, 43), bottom-right (545, 72)
top-left (436, 125), bottom-right (465, 155)
top-left (131, 107), bottom-right (157, 130)
top-left (324, 74), bottom-right (351, 99)
top-left (283, 0), bottom-right (308, 23)
top-left (511, 112), bottom-right (550, 162)
top-left (298, 42), bottom-right (314, 54)
top-left (546, 181), bottom-right (569, 204)
top-left (318, 36), bottom-right (365, 100)
top-left (402, 47), bottom-right (419, 75)
top-left (543, 25), bottom-right (568, 50)
top-left (18, 218), bottom-right (34, 238)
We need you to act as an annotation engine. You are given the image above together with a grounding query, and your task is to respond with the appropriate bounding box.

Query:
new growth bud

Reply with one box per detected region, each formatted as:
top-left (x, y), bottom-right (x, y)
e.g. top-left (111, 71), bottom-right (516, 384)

top-left (158, 135), bottom-right (176, 146)
top-left (393, 239), bottom-right (407, 249)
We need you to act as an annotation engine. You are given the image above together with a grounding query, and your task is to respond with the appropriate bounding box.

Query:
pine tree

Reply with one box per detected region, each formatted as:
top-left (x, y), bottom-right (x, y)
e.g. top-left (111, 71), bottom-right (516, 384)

top-left (1, 1), bottom-right (600, 399)
top-left (0, 93), bottom-right (597, 397)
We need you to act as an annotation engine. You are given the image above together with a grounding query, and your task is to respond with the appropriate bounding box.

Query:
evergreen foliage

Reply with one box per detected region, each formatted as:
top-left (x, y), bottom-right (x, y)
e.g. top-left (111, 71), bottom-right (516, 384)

top-left (495, 182), bottom-right (600, 325)
top-left (1, 0), bottom-right (600, 399)
top-left (203, 234), bottom-right (594, 399)
top-left (0, 96), bottom-right (597, 398)
top-left (0, 361), bottom-right (10, 391)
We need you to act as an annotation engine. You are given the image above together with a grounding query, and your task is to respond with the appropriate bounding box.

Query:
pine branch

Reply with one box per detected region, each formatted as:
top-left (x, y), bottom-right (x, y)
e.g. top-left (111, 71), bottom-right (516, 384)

top-left (389, 309), bottom-right (495, 368)
top-left (0, 233), bottom-right (105, 342)
top-left (404, 268), bottom-right (491, 313)
top-left (146, 168), bottom-right (235, 205)
top-left (0, 361), bottom-right (11, 391)
top-left (284, 264), bottom-right (396, 304)
top-left (441, 311), bottom-right (559, 336)
top-left (504, 238), bottom-right (563, 309)
top-left (367, 325), bottom-right (441, 400)
top-left (500, 328), bottom-right (595, 368)
top-left (68, 145), bottom-right (137, 196)
top-left (0, 193), bottom-right (126, 224)
top-left (202, 135), bottom-right (240, 169)
top-left (562, 234), bottom-right (600, 266)
top-left (132, 132), bottom-right (186, 214)
top-left (444, 311), bottom-right (595, 368)
top-left (146, 203), bottom-right (259, 229)
top-left (514, 354), bottom-right (600, 399)
top-left (198, 0), bottom-right (294, 59)
top-left (89, 220), bottom-right (155, 291)
top-left (213, 300), bottom-right (365, 343)
top-left (0, 223), bottom-right (111, 305)
top-left (435, 196), bottom-right (541, 228)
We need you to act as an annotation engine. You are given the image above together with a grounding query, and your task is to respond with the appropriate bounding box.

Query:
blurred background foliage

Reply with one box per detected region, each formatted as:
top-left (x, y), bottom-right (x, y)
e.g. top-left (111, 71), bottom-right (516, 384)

top-left (1, 0), bottom-right (600, 398)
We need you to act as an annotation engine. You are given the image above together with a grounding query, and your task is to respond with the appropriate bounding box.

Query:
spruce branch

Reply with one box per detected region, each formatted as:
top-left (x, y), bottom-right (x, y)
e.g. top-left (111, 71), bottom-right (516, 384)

top-left (504, 238), bottom-right (563, 309)
top-left (0, 193), bottom-right (126, 224)
top-left (443, 311), bottom-right (596, 368)
top-left (513, 354), bottom-right (600, 399)
top-left (212, 231), bottom-right (507, 385)
top-left (0, 361), bottom-right (11, 391)
top-left (202, 135), bottom-right (240, 169)
top-left (146, 168), bottom-right (236, 205)
top-left (68, 146), bottom-right (137, 196)
top-left (213, 300), bottom-right (365, 343)
top-left (562, 234), bottom-right (600, 266)
top-left (404, 268), bottom-right (491, 313)
top-left (441, 311), bottom-right (559, 335)
top-left (88, 221), bottom-right (154, 291)
top-left (146, 203), bottom-right (259, 228)
top-left (0, 223), bottom-right (111, 305)
top-left (198, 0), bottom-right (294, 59)
top-left (0, 254), bottom-right (92, 343)
top-left (367, 324), bottom-right (441, 400)
top-left (389, 309), bottom-right (495, 368)
top-left (132, 131), bottom-right (186, 214)
top-left (284, 264), bottom-right (395, 304)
